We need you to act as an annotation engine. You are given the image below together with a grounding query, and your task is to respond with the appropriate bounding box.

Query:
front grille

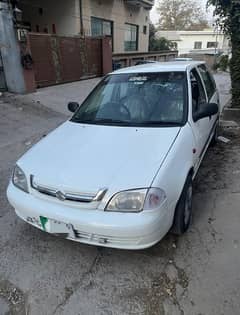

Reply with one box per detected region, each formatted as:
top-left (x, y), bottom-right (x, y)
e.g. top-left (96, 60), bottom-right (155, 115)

top-left (30, 175), bottom-right (107, 203)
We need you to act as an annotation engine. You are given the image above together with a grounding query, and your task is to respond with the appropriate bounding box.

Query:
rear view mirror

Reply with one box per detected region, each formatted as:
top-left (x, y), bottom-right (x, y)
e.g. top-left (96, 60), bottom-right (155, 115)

top-left (193, 103), bottom-right (219, 121)
top-left (68, 102), bottom-right (79, 113)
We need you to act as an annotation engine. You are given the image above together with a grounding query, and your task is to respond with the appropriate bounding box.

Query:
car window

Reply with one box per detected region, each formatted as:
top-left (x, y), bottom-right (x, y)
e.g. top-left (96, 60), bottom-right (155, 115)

top-left (71, 72), bottom-right (188, 127)
top-left (190, 68), bottom-right (207, 115)
top-left (198, 64), bottom-right (216, 101)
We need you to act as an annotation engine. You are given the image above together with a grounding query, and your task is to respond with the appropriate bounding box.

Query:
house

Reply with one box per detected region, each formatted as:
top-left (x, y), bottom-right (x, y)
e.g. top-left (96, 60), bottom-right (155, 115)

top-left (18, 0), bottom-right (154, 54)
top-left (1, 0), bottom-right (161, 93)
top-left (156, 29), bottom-right (230, 56)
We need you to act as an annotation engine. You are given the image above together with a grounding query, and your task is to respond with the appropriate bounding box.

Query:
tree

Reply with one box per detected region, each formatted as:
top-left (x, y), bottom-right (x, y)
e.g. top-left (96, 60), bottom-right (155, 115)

top-left (149, 23), bottom-right (176, 51)
top-left (208, 0), bottom-right (240, 107)
top-left (149, 23), bottom-right (156, 49)
top-left (157, 0), bottom-right (209, 31)
top-left (150, 37), bottom-right (177, 51)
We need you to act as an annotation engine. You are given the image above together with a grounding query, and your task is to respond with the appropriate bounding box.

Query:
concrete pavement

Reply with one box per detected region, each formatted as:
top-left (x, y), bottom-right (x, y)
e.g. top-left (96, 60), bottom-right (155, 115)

top-left (213, 72), bottom-right (231, 110)
top-left (5, 77), bottom-right (101, 117)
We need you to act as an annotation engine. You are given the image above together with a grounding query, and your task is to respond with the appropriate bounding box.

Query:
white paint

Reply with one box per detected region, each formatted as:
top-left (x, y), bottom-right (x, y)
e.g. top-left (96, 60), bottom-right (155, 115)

top-left (16, 122), bottom-right (180, 193)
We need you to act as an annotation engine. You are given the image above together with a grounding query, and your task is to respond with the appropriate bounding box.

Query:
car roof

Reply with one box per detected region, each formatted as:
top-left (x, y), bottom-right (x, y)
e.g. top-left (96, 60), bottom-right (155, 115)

top-left (111, 60), bottom-right (205, 74)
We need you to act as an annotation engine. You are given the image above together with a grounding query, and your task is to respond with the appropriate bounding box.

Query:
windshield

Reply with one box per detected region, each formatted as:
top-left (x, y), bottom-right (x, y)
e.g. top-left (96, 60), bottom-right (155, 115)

top-left (71, 72), bottom-right (188, 127)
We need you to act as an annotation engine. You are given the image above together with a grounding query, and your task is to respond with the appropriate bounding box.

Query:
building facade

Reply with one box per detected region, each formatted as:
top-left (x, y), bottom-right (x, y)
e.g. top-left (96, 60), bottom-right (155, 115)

top-left (19, 0), bottom-right (154, 54)
top-left (156, 29), bottom-right (230, 56)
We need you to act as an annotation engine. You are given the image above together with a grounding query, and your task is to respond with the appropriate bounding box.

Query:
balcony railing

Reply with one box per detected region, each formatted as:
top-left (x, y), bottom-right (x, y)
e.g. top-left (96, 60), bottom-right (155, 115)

top-left (124, 0), bottom-right (154, 10)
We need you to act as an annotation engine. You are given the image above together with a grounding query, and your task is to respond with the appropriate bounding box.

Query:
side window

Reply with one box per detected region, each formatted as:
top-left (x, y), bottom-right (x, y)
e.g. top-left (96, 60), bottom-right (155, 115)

top-left (190, 68), bottom-right (207, 115)
top-left (198, 64), bottom-right (216, 100)
top-left (194, 41), bottom-right (202, 49)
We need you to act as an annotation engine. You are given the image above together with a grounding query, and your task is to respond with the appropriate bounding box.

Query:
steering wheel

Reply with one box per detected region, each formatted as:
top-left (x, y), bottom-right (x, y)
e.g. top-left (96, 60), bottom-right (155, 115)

top-left (119, 103), bottom-right (131, 119)
top-left (120, 94), bottom-right (148, 119)
top-left (99, 101), bottom-right (131, 120)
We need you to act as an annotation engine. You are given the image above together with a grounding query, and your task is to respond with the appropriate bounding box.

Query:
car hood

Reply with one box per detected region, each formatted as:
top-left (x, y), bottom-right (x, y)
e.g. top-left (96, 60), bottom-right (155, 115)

top-left (19, 121), bottom-right (180, 193)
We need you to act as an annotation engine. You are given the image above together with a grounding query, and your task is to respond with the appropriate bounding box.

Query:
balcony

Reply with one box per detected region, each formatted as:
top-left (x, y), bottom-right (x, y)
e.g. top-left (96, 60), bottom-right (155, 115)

top-left (124, 0), bottom-right (154, 10)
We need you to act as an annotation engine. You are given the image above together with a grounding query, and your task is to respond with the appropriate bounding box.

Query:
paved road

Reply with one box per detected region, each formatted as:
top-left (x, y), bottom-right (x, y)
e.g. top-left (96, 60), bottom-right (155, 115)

top-left (9, 77), bottom-right (101, 117)
top-left (1, 79), bottom-right (240, 314)
top-left (213, 72), bottom-right (231, 111)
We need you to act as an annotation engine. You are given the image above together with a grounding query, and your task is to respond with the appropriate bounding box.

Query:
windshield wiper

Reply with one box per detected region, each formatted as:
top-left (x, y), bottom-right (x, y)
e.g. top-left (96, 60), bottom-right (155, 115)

top-left (72, 118), bottom-right (181, 126)
top-left (71, 118), bottom-right (129, 125)
top-left (140, 121), bottom-right (181, 126)
top-left (94, 118), bottom-right (129, 124)
top-left (71, 118), bottom-right (95, 123)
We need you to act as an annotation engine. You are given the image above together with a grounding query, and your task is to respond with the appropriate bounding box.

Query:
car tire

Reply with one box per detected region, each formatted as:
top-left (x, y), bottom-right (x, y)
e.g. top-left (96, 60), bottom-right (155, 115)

top-left (172, 175), bottom-right (193, 235)
top-left (210, 120), bottom-right (219, 146)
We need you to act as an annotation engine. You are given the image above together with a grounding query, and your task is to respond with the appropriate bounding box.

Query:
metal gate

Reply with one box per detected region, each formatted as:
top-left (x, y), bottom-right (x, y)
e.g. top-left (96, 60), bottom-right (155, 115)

top-left (59, 37), bottom-right (83, 82)
top-left (85, 38), bottom-right (102, 77)
top-left (0, 53), bottom-right (6, 91)
top-left (28, 34), bottom-right (57, 87)
top-left (28, 33), bottom-right (103, 88)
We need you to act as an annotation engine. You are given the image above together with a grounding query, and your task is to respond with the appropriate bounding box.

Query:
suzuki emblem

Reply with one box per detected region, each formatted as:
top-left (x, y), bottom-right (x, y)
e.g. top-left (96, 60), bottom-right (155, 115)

top-left (56, 191), bottom-right (66, 201)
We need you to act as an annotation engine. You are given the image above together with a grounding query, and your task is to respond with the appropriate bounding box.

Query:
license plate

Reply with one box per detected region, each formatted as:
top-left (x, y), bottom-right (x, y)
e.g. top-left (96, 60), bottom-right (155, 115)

top-left (39, 216), bottom-right (75, 238)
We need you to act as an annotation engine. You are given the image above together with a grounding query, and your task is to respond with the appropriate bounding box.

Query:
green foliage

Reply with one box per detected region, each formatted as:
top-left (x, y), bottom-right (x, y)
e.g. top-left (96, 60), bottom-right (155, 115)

top-left (219, 55), bottom-right (229, 71)
top-left (150, 37), bottom-right (176, 51)
top-left (213, 55), bottom-right (229, 72)
top-left (149, 23), bottom-right (176, 51)
top-left (157, 0), bottom-right (209, 31)
top-left (207, 0), bottom-right (240, 37)
top-left (208, 0), bottom-right (240, 106)
top-left (212, 62), bottom-right (219, 71)
top-left (149, 23), bottom-right (156, 48)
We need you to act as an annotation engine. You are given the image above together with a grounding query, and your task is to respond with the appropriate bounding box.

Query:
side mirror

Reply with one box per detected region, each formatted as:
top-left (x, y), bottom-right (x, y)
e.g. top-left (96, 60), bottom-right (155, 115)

top-left (68, 102), bottom-right (79, 113)
top-left (193, 103), bottom-right (219, 122)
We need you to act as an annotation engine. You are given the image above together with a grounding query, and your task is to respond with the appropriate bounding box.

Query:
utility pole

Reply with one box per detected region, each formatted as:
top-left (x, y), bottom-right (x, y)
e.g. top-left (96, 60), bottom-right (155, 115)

top-left (79, 0), bottom-right (84, 37)
top-left (0, 0), bottom-right (25, 93)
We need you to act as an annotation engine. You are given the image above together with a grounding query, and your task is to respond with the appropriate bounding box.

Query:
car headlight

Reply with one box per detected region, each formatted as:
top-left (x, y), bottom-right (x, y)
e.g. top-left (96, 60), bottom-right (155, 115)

top-left (105, 188), bottom-right (166, 212)
top-left (12, 165), bottom-right (29, 193)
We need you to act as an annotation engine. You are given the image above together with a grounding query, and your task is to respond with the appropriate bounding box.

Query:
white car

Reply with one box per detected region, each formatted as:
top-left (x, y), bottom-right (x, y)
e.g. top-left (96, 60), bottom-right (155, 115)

top-left (7, 61), bottom-right (219, 250)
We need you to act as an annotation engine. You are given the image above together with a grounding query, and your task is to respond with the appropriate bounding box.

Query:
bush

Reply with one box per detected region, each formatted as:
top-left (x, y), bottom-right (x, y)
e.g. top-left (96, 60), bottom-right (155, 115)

top-left (213, 55), bottom-right (229, 72)
top-left (149, 37), bottom-right (176, 51)
top-left (218, 55), bottom-right (229, 71)
top-left (212, 62), bottom-right (219, 71)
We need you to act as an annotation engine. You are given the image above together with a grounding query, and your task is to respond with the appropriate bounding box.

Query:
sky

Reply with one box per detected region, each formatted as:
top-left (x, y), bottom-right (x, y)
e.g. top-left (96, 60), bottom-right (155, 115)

top-left (150, 0), bottom-right (215, 26)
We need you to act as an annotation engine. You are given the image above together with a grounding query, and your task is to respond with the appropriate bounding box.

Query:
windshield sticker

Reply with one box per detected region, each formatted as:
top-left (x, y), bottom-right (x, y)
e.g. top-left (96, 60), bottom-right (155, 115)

top-left (129, 76), bottom-right (147, 82)
top-left (134, 81), bottom-right (144, 85)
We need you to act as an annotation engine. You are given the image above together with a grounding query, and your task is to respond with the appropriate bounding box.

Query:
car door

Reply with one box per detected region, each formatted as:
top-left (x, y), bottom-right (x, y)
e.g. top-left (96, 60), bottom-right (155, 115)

top-left (197, 64), bottom-right (218, 103)
top-left (189, 67), bottom-right (212, 165)
top-left (197, 63), bottom-right (219, 127)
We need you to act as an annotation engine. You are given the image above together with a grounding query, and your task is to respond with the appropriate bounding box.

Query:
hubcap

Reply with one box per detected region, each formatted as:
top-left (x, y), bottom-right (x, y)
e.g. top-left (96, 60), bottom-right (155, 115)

top-left (184, 185), bottom-right (193, 226)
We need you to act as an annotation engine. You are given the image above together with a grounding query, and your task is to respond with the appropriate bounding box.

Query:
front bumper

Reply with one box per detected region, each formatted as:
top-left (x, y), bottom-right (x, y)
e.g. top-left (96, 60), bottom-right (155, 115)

top-left (7, 183), bottom-right (171, 250)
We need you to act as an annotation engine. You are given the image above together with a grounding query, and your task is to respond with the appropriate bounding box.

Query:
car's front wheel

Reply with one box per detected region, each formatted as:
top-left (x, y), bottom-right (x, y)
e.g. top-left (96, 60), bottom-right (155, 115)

top-left (172, 176), bottom-right (193, 235)
top-left (210, 118), bottom-right (220, 146)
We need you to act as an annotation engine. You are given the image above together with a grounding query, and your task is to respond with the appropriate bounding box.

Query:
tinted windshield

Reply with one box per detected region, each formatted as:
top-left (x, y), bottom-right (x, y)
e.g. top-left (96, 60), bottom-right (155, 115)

top-left (71, 72), bottom-right (188, 127)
